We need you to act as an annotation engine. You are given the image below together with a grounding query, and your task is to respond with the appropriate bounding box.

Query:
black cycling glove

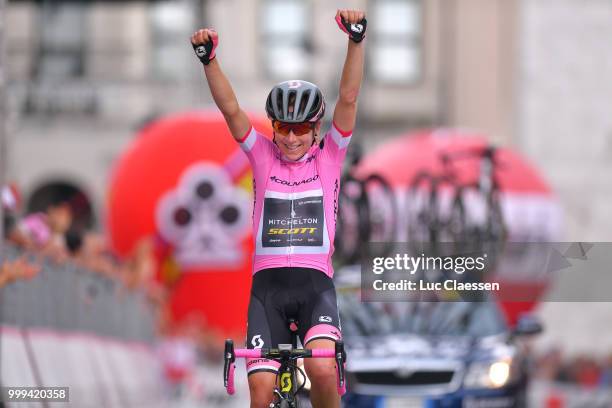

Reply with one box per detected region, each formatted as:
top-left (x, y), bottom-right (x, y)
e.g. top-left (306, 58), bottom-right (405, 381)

top-left (192, 33), bottom-right (218, 65)
top-left (335, 15), bottom-right (367, 43)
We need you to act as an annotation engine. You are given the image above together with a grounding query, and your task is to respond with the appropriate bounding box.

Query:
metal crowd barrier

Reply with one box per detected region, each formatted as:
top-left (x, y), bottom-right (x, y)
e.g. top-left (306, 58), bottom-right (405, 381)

top-left (530, 380), bottom-right (612, 407)
top-left (0, 243), bottom-right (163, 408)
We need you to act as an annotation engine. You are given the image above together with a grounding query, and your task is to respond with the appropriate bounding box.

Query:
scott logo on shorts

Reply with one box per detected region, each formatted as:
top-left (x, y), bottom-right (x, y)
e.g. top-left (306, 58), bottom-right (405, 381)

top-left (319, 315), bottom-right (332, 323)
top-left (251, 334), bottom-right (264, 349)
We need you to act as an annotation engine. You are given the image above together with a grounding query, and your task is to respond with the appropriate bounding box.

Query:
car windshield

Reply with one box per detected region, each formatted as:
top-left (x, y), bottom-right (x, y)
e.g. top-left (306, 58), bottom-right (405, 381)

top-left (338, 290), bottom-right (507, 337)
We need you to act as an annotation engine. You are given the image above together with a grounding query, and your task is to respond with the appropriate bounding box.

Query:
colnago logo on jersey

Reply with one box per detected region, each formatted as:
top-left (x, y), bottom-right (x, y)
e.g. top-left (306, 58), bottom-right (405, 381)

top-left (270, 175), bottom-right (320, 187)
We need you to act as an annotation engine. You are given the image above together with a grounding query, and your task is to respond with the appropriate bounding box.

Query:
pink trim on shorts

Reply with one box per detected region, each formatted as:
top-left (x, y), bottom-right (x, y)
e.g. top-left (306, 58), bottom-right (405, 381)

top-left (304, 324), bottom-right (342, 345)
top-left (246, 357), bottom-right (281, 375)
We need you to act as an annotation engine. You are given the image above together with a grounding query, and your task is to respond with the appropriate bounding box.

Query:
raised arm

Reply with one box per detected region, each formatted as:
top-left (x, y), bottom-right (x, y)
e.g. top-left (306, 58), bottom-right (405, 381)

top-left (191, 29), bottom-right (251, 141)
top-left (333, 9), bottom-right (366, 133)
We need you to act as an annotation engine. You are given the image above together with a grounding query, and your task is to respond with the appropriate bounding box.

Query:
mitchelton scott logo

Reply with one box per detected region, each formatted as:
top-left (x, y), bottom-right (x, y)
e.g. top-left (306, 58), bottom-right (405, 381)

top-left (195, 45), bottom-right (206, 57)
top-left (351, 24), bottom-right (364, 33)
top-left (280, 372), bottom-right (292, 392)
top-left (251, 334), bottom-right (264, 349)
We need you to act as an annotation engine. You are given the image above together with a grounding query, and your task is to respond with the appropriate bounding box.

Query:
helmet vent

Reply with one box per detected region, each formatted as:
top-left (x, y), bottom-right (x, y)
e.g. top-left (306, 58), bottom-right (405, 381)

top-left (265, 80), bottom-right (325, 123)
top-left (297, 90), bottom-right (311, 119)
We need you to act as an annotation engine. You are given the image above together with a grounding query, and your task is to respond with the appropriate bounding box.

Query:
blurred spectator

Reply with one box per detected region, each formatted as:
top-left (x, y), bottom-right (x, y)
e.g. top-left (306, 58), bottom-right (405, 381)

top-left (534, 347), bottom-right (564, 381)
top-left (65, 228), bottom-right (84, 255)
top-left (67, 230), bottom-right (117, 275)
top-left (599, 354), bottom-right (612, 388)
top-left (533, 349), bottom-right (612, 390)
top-left (122, 237), bottom-right (156, 289)
top-left (2, 183), bottom-right (30, 245)
top-left (0, 257), bottom-right (41, 288)
top-left (571, 355), bottom-right (602, 388)
top-left (16, 195), bottom-right (72, 259)
top-left (2, 184), bottom-right (18, 233)
top-left (157, 316), bottom-right (200, 399)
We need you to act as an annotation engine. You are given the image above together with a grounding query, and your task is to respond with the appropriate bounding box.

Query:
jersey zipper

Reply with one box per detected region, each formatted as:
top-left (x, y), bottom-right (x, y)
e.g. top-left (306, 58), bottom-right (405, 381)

top-left (288, 165), bottom-right (294, 266)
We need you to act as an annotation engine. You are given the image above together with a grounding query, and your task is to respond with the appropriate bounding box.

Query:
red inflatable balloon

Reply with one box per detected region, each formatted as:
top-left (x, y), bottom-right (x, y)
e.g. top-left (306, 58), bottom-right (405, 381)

top-left (107, 111), bottom-right (271, 336)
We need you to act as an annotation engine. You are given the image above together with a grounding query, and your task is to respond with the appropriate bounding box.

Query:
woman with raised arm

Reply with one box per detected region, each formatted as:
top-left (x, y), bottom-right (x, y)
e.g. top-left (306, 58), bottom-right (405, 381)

top-left (191, 9), bottom-right (366, 408)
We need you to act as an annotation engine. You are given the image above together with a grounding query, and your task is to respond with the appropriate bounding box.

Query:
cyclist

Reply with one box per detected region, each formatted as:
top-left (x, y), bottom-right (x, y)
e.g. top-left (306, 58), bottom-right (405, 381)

top-left (191, 9), bottom-right (366, 408)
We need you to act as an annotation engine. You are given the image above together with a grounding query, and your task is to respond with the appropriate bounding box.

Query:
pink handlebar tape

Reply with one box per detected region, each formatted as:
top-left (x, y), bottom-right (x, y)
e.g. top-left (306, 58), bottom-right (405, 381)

top-left (311, 349), bottom-right (336, 358)
top-left (234, 349), bottom-right (263, 358)
top-left (226, 363), bottom-right (236, 395)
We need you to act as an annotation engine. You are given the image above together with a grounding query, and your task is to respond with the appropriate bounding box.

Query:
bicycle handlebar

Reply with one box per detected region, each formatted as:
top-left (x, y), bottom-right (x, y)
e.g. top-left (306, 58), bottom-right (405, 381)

top-left (223, 339), bottom-right (347, 397)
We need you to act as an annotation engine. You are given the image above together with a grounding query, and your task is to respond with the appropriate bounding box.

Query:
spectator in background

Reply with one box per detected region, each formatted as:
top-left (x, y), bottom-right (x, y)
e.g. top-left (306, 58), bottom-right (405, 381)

top-left (599, 354), bottom-right (612, 388)
top-left (66, 230), bottom-right (163, 300)
top-left (17, 195), bottom-right (73, 259)
top-left (1, 183), bottom-right (41, 287)
top-left (534, 347), bottom-right (564, 381)
top-left (572, 355), bottom-right (601, 388)
top-left (2, 183), bottom-right (29, 246)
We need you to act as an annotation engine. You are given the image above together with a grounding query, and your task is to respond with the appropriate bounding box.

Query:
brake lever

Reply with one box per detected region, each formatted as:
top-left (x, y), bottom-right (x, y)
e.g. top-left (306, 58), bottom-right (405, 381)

top-left (223, 339), bottom-right (235, 388)
top-left (335, 340), bottom-right (346, 389)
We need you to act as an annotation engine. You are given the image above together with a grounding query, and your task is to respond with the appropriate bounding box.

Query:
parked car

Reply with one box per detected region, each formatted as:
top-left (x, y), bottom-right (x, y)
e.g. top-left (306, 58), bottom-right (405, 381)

top-left (337, 285), bottom-right (542, 408)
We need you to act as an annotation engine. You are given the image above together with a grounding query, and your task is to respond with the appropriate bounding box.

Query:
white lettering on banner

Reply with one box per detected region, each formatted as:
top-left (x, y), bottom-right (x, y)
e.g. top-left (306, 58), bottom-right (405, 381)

top-left (268, 218), bottom-right (319, 226)
top-left (372, 280), bottom-right (500, 292)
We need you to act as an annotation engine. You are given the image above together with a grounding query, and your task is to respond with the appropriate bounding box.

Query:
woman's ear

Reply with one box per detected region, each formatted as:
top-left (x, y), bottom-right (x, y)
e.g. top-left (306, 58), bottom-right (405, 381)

top-left (314, 121), bottom-right (323, 143)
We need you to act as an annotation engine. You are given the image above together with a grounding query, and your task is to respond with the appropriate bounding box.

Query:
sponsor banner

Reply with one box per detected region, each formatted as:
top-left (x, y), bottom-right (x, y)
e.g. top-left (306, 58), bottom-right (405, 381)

top-left (262, 196), bottom-right (324, 247)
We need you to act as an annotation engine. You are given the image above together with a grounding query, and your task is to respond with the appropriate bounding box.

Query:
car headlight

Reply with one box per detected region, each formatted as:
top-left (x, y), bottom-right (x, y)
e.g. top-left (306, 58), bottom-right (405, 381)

top-left (463, 359), bottom-right (513, 389)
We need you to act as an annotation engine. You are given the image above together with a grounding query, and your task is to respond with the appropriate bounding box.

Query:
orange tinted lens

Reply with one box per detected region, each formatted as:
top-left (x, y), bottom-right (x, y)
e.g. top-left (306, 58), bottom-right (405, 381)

top-left (291, 123), bottom-right (313, 136)
top-left (273, 121), bottom-right (312, 136)
top-left (273, 121), bottom-right (291, 136)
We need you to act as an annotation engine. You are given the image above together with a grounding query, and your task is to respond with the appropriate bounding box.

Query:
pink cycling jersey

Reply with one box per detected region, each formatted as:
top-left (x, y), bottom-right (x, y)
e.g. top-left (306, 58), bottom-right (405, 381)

top-left (238, 123), bottom-right (351, 278)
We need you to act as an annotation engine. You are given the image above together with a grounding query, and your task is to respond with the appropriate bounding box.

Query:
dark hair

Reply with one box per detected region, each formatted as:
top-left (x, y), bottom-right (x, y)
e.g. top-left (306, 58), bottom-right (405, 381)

top-left (3, 214), bottom-right (16, 239)
top-left (65, 229), bottom-right (84, 254)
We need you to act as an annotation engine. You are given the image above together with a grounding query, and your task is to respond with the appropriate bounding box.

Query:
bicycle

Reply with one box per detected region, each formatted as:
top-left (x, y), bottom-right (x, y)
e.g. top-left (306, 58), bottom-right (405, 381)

top-left (335, 143), bottom-right (397, 264)
top-left (406, 145), bottom-right (507, 249)
top-left (441, 146), bottom-right (507, 249)
top-left (406, 168), bottom-right (464, 258)
top-left (223, 318), bottom-right (347, 408)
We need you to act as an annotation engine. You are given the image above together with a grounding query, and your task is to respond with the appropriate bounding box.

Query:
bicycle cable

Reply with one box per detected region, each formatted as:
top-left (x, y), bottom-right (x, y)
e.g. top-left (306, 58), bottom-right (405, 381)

top-left (285, 360), bottom-right (308, 394)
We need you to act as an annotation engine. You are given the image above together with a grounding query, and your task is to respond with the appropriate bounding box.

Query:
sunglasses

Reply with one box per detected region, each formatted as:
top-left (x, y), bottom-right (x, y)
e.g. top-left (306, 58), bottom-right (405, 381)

top-left (272, 121), bottom-right (314, 137)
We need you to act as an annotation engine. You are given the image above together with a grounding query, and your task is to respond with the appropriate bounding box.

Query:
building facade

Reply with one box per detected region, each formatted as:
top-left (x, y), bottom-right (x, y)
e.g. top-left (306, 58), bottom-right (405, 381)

top-left (11, 0), bottom-right (608, 242)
